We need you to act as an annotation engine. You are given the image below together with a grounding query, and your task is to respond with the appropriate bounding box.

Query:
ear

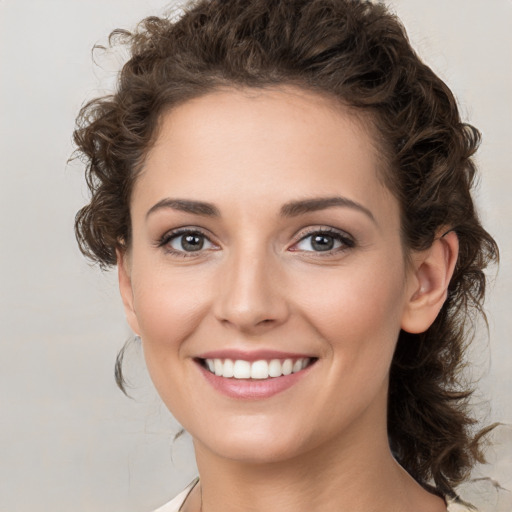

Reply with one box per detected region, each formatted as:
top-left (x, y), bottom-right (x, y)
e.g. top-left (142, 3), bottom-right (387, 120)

top-left (401, 230), bottom-right (459, 334)
top-left (116, 248), bottom-right (141, 336)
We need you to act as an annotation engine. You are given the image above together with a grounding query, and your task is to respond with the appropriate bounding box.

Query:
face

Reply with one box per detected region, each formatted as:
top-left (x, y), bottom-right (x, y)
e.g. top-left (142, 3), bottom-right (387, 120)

top-left (119, 87), bottom-right (420, 464)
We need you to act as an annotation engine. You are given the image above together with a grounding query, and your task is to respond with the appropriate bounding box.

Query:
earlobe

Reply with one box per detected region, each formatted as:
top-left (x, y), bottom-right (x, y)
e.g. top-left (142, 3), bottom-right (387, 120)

top-left (401, 230), bottom-right (459, 334)
top-left (116, 248), bottom-right (141, 336)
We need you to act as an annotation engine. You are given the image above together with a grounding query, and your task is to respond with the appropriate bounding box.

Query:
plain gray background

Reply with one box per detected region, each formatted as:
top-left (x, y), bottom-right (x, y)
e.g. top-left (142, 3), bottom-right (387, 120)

top-left (1, 1), bottom-right (511, 511)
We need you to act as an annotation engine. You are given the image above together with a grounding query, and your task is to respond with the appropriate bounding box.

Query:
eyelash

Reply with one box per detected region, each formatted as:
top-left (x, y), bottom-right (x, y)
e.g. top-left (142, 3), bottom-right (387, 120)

top-left (157, 227), bottom-right (217, 258)
top-left (289, 227), bottom-right (355, 255)
top-left (156, 226), bottom-right (355, 257)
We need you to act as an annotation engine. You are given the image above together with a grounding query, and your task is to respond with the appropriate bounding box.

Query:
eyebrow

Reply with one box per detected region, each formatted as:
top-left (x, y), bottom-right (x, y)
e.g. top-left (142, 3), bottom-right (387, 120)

top-left (146, 198), bottom-right (220, 219)
top-left (280, 196), bottom-right (375, 222)
top-left (146, 195), bottom-right (375, 222)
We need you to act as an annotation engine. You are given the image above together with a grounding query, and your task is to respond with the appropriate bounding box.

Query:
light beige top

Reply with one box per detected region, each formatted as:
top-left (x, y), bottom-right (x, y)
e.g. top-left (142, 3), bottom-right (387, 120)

top-left (153, 479), bottom-right (473, 512)
top-left (153, 481), bottom-right (195, 512)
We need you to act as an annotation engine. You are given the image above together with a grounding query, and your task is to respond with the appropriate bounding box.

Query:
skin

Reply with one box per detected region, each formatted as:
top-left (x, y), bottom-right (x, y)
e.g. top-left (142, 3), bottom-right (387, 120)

top-left (118, 86), bottom-right (458, 511)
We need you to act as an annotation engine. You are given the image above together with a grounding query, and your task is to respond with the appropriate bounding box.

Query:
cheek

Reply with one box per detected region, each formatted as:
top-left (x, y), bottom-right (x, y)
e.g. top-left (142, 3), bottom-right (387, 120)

top-left (294, 258), bottom-right (406, 365)
top-left (130, 267), bottom-right (214, 414)
top-left (295, 265), bottom-right (407, 432)
top-left (130, 263), bottom-right (212, 359)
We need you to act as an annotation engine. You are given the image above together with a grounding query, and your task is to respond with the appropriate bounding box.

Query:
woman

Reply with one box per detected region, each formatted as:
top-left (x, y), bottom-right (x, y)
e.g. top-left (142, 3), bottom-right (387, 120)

top-left (73, 0), bottom-right (498, 510)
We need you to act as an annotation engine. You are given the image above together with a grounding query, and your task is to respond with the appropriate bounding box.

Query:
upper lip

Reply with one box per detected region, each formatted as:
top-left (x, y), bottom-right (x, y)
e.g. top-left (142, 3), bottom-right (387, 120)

top-left (196, 349), bottom-right (316, 362)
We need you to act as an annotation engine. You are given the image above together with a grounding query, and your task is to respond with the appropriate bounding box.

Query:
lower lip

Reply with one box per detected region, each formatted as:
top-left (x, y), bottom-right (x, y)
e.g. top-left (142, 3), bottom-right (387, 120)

top-left (197, 362), bottom-right (315, 400)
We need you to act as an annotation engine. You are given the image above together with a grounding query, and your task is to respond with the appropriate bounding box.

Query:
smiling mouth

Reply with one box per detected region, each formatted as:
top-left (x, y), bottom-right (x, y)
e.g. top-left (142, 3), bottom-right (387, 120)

top-left (197, 357), bottom-right (317, 380)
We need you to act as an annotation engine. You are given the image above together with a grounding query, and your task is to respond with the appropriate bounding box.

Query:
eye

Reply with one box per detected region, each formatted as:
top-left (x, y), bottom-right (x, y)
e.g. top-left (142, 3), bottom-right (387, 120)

top-left (291, 228), bottom-right (354, 253)
top-left (159, 229), bottom-right (217, 255)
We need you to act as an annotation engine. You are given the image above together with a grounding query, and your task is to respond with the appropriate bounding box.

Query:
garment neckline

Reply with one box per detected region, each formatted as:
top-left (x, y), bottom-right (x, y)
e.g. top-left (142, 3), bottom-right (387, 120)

top-left (175, 477), bottom-right (472, 512)
top-left (177, 477), bottom-right (200, 512)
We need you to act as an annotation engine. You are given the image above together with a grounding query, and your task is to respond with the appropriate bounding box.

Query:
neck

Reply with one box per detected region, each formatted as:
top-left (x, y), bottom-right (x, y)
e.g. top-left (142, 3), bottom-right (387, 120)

top-left (189, 417), bottom-right (444, 512)
top-left (184, 382), bottom-right (446, 512)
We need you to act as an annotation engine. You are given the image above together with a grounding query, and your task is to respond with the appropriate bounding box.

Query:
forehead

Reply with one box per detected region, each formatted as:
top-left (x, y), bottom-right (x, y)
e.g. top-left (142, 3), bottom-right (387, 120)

top-left (135, 86), bottom-right (396, 223)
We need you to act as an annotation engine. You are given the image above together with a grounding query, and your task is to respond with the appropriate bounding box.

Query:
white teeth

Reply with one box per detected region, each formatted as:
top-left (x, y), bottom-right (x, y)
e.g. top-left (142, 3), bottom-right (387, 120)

top-left (282, 359), bottom-right (293, 375)
top-left (268, 359), bottom-right (282, 377)
top-left (233, 360), bottom-right (251, 379)
top-left (222, 359), bottom-right (234, 378)
top-left (204, 357), bottom-right (311, 379)
top-left (214, 359), bottom-right (223, 376)
top-left (250, 360), bottom-right (269, 379)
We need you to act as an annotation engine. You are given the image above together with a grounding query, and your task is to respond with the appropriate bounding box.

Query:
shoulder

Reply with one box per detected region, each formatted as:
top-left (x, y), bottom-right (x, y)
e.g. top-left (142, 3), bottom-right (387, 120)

top-left (152, 479), bottom-right (199, 512)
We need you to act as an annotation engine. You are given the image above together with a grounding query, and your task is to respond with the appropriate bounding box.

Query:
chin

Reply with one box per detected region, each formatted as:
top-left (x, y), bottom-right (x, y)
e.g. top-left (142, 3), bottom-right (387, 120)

top-left (193, 418), bottom-right (313, 465)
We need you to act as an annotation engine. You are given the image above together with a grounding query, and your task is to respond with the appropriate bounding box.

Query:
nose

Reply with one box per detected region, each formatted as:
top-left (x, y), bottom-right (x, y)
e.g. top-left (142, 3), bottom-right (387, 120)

top-left (213, 246), bottom-right (290, 335)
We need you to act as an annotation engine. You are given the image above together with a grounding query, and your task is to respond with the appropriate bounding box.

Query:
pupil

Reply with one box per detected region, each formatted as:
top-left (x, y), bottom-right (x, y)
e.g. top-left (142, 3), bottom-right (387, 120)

top-left (312, 234), bottom-right (334, 251)
top-left (182, 234), bottom-right (204, 251)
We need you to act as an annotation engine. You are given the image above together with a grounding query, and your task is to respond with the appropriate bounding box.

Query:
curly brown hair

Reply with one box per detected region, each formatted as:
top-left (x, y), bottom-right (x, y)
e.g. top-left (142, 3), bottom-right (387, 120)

top-left (73, 0), bottom-right (498, 498)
